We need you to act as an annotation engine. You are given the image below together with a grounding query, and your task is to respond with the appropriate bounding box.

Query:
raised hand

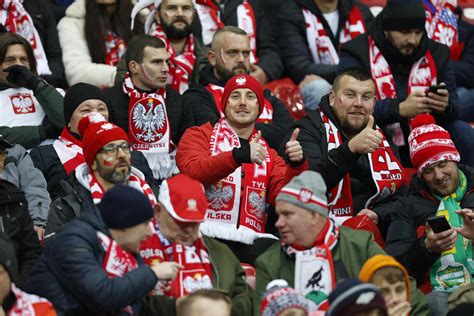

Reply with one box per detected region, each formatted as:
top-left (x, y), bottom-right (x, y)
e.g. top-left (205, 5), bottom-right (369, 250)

top-left (348, 116), bottom-right (383, 154)
top-left (151, 261), bottom-right (184, 281)
top-left (424, 225), bottom-right (457, 254)
top-left (250, 131), bottom-right (267, 165)
top-left (358, 208), bottom-right (378, 224)
top-left (426, 83), bottom-right (449, 114)
top-left (399, 90), bottom-right (431, 118)
top-left (453, 208), bottom-right (474, 240)
top-left (4, 65), bottom-right (41, 90)
top-left (285, 128), bottom-right (304, 163)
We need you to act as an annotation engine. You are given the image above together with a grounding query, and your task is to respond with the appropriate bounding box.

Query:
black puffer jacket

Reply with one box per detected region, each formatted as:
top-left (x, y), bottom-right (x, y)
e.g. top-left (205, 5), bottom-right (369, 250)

top-left (385, 165), bottom-right (474, 282)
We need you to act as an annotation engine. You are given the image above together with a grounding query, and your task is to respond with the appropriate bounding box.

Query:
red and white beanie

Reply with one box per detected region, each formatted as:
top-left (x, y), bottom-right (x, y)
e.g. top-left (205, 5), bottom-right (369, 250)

top-left (78, 112), bottom-right (130, 168)
top-left (220, 74), bottom-right (265, 115)
top-left (408, 114), bottom-right (460, 175)
top-left (158, 174), bottom-right (208, 222)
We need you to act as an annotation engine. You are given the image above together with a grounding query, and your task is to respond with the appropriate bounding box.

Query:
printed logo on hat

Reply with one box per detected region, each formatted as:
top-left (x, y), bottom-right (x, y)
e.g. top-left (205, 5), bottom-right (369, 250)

top-left (298, 188), bottom-right (314, 203)
top-left (187, 199), bottom-right (198, 211)
top-left (236, 76), bottom-right (247, 86)
top-left (356, 292), bottom-right (376, 305)
top-left (100, 123), bottom-right (115, 131)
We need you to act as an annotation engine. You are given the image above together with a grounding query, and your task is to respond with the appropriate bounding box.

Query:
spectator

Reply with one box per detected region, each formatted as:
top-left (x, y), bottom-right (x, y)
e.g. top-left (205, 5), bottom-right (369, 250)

top-left (385, 114), bottom-right (473, 315)
top-left (446, 284), bottom-right (474, 315)
top-left (140, 174), bottom-right (252, 316)
top-left (289, 68), bottom-right (405, 235)
top-left (0, 232), bottom-right (56, 315)
top-left (57, 0), bottom-right (141, 88)
top-left (254, 170), bottom-right (429, 314)
top-left (177, 289), bottom-right (232, 316)
top-left (260, 279), bottom-right (312, 316)
top-left (183, 26), bottom-right (294, 150)
top-left (30, 83), bottom-right (156, 200)
top-left (0, 136), bottom-right (50, 239)
top-left (129, 0), bottom-right (208, 94)
top-left (359, 254), bottom-right (412, 316)
top-left (339, 0), bottom-right (474, 168)
top-left (105, 34), bottom-right (193, 180)
top-left (0, 33), bottom-right (64, 149)
top-left (45, 113), bottom-right (157, 234)
top-left (26, 185), bottom-right (182, 315)
top-left (177, 74), bottom-right (307, 265)
top-left (277, 0), bottom-right (373, 110)
top-left (193, 0), bottom-right (283, 84)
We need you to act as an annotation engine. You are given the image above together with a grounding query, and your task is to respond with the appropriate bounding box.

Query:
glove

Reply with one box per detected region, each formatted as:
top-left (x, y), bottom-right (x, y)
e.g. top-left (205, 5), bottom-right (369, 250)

top-left (4, 65), bottom-right (41, 90)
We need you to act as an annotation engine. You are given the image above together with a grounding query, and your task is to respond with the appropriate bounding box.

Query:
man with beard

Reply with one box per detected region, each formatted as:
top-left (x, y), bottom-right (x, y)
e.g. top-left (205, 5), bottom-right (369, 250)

top-left (45, 113), bottom-right (157, 235)
top-left (130, 0), bottom-right (208, 94)
top-left (105, 34), bottom-right (194, 180)
top-left (338, 0), bottom-right (474, 168)
top-left (290, 68), bottom-right (405, 237)
top-left (183, 26), bottom-right (293, 150)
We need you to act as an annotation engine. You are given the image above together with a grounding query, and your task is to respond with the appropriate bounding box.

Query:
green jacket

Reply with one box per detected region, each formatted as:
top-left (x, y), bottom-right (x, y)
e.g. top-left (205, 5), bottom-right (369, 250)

top-left (254, 227), bottom-right (430, 316)
top-left (141, 236), bottom-right (252, 316)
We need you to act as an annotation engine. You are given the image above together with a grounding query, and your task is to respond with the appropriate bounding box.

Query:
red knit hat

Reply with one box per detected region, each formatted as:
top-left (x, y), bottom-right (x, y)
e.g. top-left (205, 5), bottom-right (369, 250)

top-left (408, 114), bottom-right (460, 175)
top-left (220, 74), bottom-right (265, 115)
top-left (78, 112), bottom-right (130, 168)
top-left (158, 174), bottom-right (208, 222)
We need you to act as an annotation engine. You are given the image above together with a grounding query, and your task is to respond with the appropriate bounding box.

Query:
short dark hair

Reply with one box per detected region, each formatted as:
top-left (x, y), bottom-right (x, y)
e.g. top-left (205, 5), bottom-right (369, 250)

top-left (125, 34), bottom-right (166, 66)
top-left (177, 289), bottom-right (232, 316)
top-left (211, 26), bottom-right (247, 49)
top-left (0, 33), bottom-right (37, 74)
top-left (332, 67), bottom-right (373, 92)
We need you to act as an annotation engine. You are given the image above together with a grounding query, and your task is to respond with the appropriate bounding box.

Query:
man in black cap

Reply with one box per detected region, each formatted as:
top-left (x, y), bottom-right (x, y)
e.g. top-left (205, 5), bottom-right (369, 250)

top-left (26, 185), bottom-right (183, 315)
top-left (338, 0), bottom-right (474, 168)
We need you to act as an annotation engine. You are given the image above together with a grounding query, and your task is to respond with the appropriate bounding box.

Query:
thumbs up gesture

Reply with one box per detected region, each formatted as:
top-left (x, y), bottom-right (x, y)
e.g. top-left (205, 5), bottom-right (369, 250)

top-left (285, 128), bottom-right (304, 163)
top-left (348, 116), bottom-right (383, 154)
top-left (250, 131), bottom-right (267, 165)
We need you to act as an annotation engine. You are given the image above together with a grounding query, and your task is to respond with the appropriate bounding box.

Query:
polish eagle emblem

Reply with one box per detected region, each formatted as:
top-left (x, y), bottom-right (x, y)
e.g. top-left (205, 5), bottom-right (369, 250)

top-left (206, 184), bottom-right (234, 210)
top-left (11, 93), bottom-right (35, 114)
top-left (132, 98), bottom-right (166, 142)
top-left (236, 76), bottom-right (246, 86)
top-left (248, 191), bottom-right (265, 218)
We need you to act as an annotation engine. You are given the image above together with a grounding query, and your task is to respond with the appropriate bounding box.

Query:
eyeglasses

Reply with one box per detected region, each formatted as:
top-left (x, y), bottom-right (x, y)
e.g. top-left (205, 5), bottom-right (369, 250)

top-left (99, 142), bottom-right (131, 156)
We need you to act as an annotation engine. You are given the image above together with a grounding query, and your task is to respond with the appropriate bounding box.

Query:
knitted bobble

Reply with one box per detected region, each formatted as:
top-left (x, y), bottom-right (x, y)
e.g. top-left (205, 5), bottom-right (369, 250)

top-left (77, 112), bottom-right (106, 136)
top-left (411, 113), bottom-right (436, 129)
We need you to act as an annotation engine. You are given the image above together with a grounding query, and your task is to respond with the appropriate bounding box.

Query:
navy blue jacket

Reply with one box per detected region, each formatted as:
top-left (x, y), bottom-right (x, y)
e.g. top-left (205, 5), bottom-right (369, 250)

top-left (454, 19), bottom-right (474, 89)
top-left (25, 210), bottom-right (157, 315)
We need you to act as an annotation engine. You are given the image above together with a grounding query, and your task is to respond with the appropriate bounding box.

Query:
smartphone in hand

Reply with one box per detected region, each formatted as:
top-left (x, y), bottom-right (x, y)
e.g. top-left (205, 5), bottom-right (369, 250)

top-left (427, 215), bottom-right (451, 233)
top-left (427, 85), bottom-right (445, 96)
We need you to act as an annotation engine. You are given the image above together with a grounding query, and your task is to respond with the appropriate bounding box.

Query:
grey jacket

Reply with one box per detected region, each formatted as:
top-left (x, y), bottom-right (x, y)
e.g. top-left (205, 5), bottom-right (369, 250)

top-left (0, 144), bottom-right (50, 226)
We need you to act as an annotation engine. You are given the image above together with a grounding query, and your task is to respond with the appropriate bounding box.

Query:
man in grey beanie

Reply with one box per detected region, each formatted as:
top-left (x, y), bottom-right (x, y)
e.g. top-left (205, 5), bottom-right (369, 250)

top-left (254, 170), bottom-right (430, 315)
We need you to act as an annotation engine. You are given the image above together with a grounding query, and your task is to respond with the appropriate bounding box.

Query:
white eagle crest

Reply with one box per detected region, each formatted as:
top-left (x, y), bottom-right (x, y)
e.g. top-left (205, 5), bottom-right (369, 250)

top-left (12, 95), bottom-right (34, 113)
top-left (132, 100), bottom-right (165, 142)
top-left (236, 76), bottom-right (246, 86)
top-left (248, 191), bottom-right (265, 218)
top-left (206, 184), bottom-right (233, 209)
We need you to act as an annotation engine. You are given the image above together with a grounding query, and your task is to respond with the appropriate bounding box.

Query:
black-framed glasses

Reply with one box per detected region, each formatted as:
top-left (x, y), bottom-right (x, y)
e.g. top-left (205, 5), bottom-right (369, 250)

top-left (99, 142), bottom-right (131, 156)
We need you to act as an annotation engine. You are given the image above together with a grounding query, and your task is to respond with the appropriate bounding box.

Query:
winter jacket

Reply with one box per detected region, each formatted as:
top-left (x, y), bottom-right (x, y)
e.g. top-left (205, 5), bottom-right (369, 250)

top-left (140, 236), bottom-right (252, 316)
top-left (454, 19), bottom-right (474, 89)
top-left (30, 137), bottom-right (158, 200)
top-left (176, 121), bottom-right (307, 204)
top-left (0, 82), bottom-right (64, 149)
top-left (1, 144), bottom-right (50, 227)
top-left (277, 0), bottom-right (373, 84)
top-left (57, 0), bottom-right (116, 88)
top-left (385, 165), bottom-right (474, 283)
top-left (0, 179), bottom-right (42, 288)
top-left (192, 0), bottom-right (283, 80)
top-left (338, 14), bottom-right (457, 166)
top-left (183, 65), bottom-right (294, 150)
top-left (25, 209), bottom-right (158, 315)
top-left (288, 96), bottom-right (406, 237)
top-left (23, 0), bottom-right (66, 88)
top-left (105, 82), bottom-right (194, 147)
top-left (254, 226), bottom-right (430, 316)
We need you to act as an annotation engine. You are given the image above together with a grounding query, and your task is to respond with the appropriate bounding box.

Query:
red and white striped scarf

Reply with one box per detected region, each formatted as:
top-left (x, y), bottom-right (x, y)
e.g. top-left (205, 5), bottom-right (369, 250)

top-left (151, 24), bottom-right (196, 94)
top-left (8, 284), bottom-right (56, 316)
top-left (105, 31), bottom-right (126, 66)
top-left (0, 0), bottom-right (51, 75)
top-left (302, 5), bottom-right (366, 65)
top-left (53, 128), bottom-right (84, 175)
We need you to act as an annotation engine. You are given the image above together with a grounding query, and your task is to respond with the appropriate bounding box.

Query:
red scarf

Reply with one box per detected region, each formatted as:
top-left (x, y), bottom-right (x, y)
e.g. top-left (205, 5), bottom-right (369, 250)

top-left (151, 24), bottom-right (196, 94)
top-left (201, 118), bottom-right (275, 244)
top-left (206, 83), bottom-right (273, 124)
top-left (140, 224), bottom-right (213, 297)
top-left (302, 5), bottom-right (366, 65)
top-left (0, 0), bottom-right (51, 75)
top-left (320, 110), bottom-right (403, 226)
top-left (8, 284), bottom-right (56, 316)
top-left (105, 31), bottom-right (126, 66)
top-left (52, 128), bottom-right (84, 175)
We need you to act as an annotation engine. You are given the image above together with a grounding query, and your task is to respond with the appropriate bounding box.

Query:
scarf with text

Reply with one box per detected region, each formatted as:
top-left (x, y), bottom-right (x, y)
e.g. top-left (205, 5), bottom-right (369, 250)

top-left (368, 36), bottom-right (437, 146)
top-left (302, 5), bottom-right (366, 65)
top-left (53, 128), bottom-right (84, 175)
top-left (105, 31), bottom-right (126, 66)
top-left (0, 0), bottom-right (51, 75)
top-left (430, 170), bottom-right (473, 292)
top-left (97, 231), bottom-right (138, 315)
top-left (150, 24), bottom-right (196, 94)
top-left (206, 83), bottom-right (273, 124)
top-left (201, 118), bottom-right (275, 244)
top-left (75, 163), bottom-right (157, 206)
top-left (320, 110), bottom-right (403, 226)
top-left (123, 73), bottom-right (178, 179)
top-left (140, 223), bottom-right (213, 297)
top-left (284, 219), bottom-right (339, 312)
top-left (195, 0), bottom-right (258, 63)
top-left (8, 284), bottom-right (55, 316)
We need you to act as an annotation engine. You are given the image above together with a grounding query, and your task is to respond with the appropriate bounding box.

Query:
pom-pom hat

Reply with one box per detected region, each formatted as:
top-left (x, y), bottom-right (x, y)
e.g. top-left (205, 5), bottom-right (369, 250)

top-left (220, 74), bottom-right (265, 115)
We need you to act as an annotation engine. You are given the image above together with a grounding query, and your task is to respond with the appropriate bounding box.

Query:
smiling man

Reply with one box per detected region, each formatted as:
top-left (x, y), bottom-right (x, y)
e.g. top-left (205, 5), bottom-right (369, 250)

top-left (292, 68), bottom-right (405, 236)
